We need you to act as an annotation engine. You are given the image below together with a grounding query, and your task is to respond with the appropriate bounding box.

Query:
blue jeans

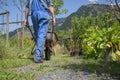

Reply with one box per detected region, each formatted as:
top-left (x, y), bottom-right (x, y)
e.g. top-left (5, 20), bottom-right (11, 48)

top-left (31, 11), bottom-right (50, 62)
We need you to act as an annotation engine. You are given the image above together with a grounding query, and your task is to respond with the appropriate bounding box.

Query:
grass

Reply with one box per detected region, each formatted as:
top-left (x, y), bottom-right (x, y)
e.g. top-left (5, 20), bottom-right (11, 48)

top-left (0, 71), bottom-right (34, 80)
top-left (34, 54), bottom-right (120, 79)
top-left (0, 37), bottom-right (35, 80)
top-left (0, 58), bottom-right (33, 69)
top-left (33, 54), bottom-right (70, 74)
top-left (0, 58), bottom-right (34, 80)
top-left (80, 59), bottom-right (120, 77)
top-left (0, 52), bottom-right (120, 79)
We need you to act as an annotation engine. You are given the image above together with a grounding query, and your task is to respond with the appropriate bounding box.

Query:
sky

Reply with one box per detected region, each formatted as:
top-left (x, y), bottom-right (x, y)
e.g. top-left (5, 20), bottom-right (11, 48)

top-left (0, 0), bottom-right (109, 33)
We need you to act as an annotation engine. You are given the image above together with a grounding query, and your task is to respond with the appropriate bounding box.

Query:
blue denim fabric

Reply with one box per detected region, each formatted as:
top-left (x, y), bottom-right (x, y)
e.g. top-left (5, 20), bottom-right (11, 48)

top-left (26, 0), bottom-right (53, 14)
top-left (26, 0), bottom-right (53, 8)
top-left (31, 0), bottom-right (50, 62)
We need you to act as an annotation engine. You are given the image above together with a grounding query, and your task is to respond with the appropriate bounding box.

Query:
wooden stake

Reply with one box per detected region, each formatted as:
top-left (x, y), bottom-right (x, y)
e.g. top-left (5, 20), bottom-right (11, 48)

top-left (6, 12), bottom-right (9, 47)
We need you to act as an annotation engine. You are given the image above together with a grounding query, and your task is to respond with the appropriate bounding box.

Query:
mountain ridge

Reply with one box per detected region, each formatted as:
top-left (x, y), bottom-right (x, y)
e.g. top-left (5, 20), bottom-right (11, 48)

top-left (60, 4), bottom-right (111, 30)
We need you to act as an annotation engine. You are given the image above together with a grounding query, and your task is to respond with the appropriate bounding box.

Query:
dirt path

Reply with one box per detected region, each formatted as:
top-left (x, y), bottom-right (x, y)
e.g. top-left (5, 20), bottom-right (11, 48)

top-left (14, 53), bottom-right (118, 80)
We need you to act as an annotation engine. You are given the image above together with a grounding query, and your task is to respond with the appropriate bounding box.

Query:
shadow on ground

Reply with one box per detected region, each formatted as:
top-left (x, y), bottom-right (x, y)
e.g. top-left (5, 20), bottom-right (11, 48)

top-left (60, 58), bottom-right (120, 79)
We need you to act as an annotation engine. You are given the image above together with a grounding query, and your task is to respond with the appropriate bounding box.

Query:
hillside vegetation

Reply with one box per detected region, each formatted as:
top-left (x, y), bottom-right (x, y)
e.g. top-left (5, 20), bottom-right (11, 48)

top-left (61, 4), bottom-right (111, 30)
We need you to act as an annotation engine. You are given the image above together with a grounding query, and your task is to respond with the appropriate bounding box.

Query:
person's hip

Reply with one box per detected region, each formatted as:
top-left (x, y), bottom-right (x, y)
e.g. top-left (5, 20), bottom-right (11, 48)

top-left (32, 10), bottom-right (50, 18)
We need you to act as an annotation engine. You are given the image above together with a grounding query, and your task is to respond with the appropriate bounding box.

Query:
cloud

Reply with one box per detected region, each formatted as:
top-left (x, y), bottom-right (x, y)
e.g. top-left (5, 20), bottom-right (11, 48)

top-left (89, 0), bottom-right (98, 3)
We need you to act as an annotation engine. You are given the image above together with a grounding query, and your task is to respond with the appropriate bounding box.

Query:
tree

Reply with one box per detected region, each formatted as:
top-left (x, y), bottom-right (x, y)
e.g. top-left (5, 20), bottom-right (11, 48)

top-left (107, 0), bottom-right (120, 23)
top-left (52, 0), bottom-right (67, 15)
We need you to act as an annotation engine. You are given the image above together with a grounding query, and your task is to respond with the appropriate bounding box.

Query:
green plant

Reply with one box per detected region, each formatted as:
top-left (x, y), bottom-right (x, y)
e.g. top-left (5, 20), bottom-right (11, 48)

top-left (56, 30), bottom-right (70, 50)
top-left (0, 71), bottom-right (34, 80)
top-left (0, 38), bottom-right (8, 58)
top-left (69, 13), bottom-right (120, 59)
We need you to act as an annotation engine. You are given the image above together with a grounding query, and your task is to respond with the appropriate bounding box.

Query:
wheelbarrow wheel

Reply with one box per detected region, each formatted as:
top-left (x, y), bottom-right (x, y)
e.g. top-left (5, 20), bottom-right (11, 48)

top-left (45, 47), bottom-right (51, 60)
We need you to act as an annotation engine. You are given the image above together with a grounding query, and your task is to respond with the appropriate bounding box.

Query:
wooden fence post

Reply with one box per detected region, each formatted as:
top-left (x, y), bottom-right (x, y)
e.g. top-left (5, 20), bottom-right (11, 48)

top-left (17, 14), bottom-right (20, 49)
top-left (6, 11), bottom-right (9, 47)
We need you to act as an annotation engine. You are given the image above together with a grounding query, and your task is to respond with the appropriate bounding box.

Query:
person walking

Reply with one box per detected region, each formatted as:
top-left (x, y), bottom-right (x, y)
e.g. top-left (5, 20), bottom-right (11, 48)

top-left (24, 0), bottom-right (55, 63)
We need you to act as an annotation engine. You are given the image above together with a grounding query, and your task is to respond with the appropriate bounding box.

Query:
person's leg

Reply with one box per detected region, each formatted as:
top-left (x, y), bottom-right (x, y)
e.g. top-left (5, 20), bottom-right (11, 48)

top-left (34, 19), bottom-right (49, 62)
top-left (31, 12), bottom-right (38, 40)
top-left (31, 13), bottom-right (41, 62)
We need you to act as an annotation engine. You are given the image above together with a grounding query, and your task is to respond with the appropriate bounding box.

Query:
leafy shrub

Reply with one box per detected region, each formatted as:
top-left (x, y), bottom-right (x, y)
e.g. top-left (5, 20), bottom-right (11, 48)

top-left (69, 14), bottom-right (120, 59)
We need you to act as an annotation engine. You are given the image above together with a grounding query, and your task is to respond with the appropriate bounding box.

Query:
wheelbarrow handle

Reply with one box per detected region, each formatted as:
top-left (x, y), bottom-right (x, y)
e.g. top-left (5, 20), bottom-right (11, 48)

top-left (26, 25), bottom-right (35, 41)
top-left (50, 25), bottom-right (55, 40)
top-left (26, 25), bottom-right (36, 55)
top-left (51, 25), bottom-right (54, 33)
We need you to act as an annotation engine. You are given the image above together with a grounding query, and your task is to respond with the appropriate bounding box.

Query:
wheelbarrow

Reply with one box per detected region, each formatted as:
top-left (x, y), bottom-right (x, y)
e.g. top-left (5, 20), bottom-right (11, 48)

top-left (27, 25), bottom-right (58, 60)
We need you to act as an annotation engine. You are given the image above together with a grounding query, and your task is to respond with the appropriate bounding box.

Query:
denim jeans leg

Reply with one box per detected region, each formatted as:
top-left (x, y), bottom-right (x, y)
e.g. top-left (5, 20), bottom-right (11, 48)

top-left (34, 19), bottom-right (49, 62)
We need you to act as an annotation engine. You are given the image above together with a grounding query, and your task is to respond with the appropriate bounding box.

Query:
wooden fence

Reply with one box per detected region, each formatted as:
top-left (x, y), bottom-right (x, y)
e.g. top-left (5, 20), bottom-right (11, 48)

top-left (0, 11), bottom-right (24, 48)
top-left (0, 11), bottom-right (9, 46)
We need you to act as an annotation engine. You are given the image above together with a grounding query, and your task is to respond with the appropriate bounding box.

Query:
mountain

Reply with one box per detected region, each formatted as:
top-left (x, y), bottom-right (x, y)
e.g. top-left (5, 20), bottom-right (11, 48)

top-left (0, 27), bottom-right (32, 39)
top-left (2, 18), bottom-right (66, 38)
top-left (1, 4), bottom-right (112, 38)
top-left (61, 4), bottom-right (111, 30)
top-left (10, 18), bottom-right (66, 38)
